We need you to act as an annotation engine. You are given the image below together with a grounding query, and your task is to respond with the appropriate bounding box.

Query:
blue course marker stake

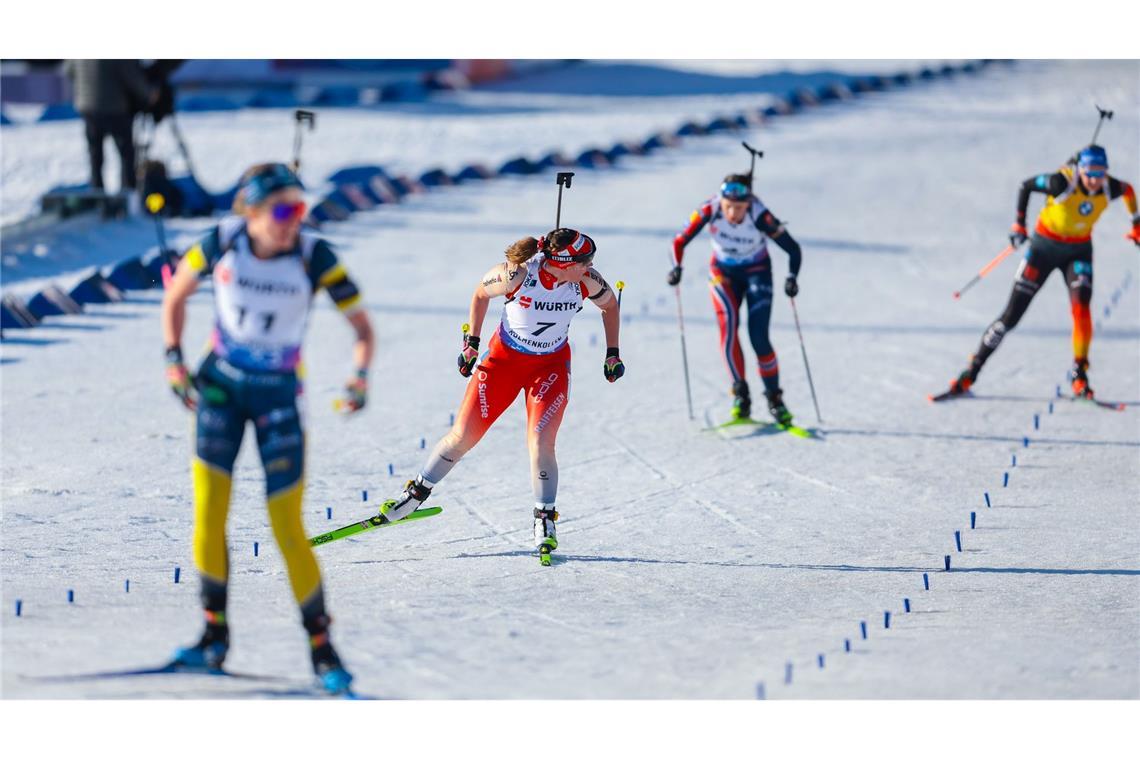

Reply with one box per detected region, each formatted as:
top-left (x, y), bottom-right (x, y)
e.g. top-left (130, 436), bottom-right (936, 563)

top-left (971, 511), bottom-right (976, 530)
top-left (254, 541), bottom-right (259, 557)
top-left (1048, 401), bottom-right (1054, 414)
top-left (125, 580), bottom-right (130, 593)
top-left (818, 654), bottom-right (825, 669)
top-left (327, 507), bottom-right (332, 520)
top-left (1023, 436), bottom-right (1029, 448)
top-left (1034, 414), bottom-right (1040, 430)
top-left (884, 611), bottom-right (891, 629)
top-left (449, 413), bottom-right (455, 426)
top-left (845, 639), bottom-right (851, 652)
top-left (174, 567), bottom-right (181, 584)
top-left (388, 463), bottom-right (394, 476)
top-left (984, 492), bottom-right (991, 508)
top-left (860, 621), bottom-right (868, 640)
top-left (904, 598), bottom-right (911, 613)
top-left (1003, 472), bottom-right (1009, 488)
top-left (923, 572), bottom-right (930, 590)
top-left (362, 490), bottom-right (367, 502)
top-left (68, 590), bottom-right (74, 604)
top-left (944, 555), bottom-right (951, 571)
top-left (1011, 454), bottom-right (1017, 467)
top-left (1055, 384), bottom-right (1062, 398)
top-left (419, 438), bottom-right (426, 450)
top-left (756, 682), bottom-right (766, 700)
top-left (785, 662), bottom-right (793, 685)
top-left (15, 600), bottom-right (21, 617)
top-left (955, 531), bottom-right (962, 552)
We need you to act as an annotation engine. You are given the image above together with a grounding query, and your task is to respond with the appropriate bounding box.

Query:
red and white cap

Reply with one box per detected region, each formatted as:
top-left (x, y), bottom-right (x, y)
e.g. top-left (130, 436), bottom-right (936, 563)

top-left (540, 228), bottom-right (597, 264)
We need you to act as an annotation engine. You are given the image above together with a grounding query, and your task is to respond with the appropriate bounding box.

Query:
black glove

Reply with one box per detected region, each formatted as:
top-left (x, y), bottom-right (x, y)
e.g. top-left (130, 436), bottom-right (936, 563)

top-left (666, 266), bottom-right (683, 286)
top-left (603, 347), bottom-right (625, 383)
top-left (164, 345), bottom-right (197, 410)
top-left (1009, 222), bottom-right (1029, 247)
top-left (458, 335), bottom-right (480, 377)
top-left (784, 275), bottom-right (799, 298)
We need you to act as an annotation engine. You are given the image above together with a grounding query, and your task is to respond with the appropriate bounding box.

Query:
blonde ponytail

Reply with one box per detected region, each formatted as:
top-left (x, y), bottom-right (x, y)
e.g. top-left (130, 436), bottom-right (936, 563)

top-left (505, 236), bottom-right (539, 265)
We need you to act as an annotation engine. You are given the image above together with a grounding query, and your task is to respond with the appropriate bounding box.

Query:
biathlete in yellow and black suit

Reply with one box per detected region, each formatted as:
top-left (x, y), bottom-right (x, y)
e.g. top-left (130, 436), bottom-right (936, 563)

top-left (945, 145), bottom-right (1139, 399)
top-left (160, 163), bottom-right (374, 693)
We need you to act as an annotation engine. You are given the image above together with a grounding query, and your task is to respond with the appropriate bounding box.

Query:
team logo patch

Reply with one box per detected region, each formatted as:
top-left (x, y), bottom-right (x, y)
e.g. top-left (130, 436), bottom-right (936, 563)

top-left (1078, 201), bottom-right (1093, 216)
top-left (519, 295), bottom-right (533, 309)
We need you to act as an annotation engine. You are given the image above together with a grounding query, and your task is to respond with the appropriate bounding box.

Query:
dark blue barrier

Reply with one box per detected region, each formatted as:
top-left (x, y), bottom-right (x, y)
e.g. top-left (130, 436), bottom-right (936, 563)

top-left (452, 164), bottom-right (494, 183)
top-left (170, 175), bottom-right (219, 216)
top-left (705, 117), bottom-right (739, 133)
top-left (919, 68), bottom-right (936, 80)
top-left (313, 86), bottom-right (359, 107)
top-left (27, 285), bottom-right (84, 319)
top-left (2, 294), bottom-right (41, 328)
top-left (106, 256), bottom-right (159, 291)
top-left (576, 149), bottom-right (610, 168)
top-left (675, 122), bottom-right (706, 137)
top-left (338, 184), bottom-right (376, 210)
top-left (178, 95), bottom-right (243, 112)
top-left (328, 165), bottom-right (390, 186)
top-left (38, 103), bottom-right (78, 122)
top-left (893, 72), bottom-right (912, 85)
top-left (940, 64), bottom-right (956, 77)
top-left (309, 197), bottom-right (352, 223)
top-left (144, 252), bottom-right (175, 285)
top-left (380, 81), bottom-right (428, 102)
top-left (324, 188), bottom-right (361, 213)
top-left (69, 273), bottom-right (124, 305)
top-left (418, 168), bottom-right (453, 187)
top-left (388, 175), bottom-right (422, 196)
top-left (816, 83), bottom-right (844, 102)
top-left (605, 143), bottom-right (632, 162)
top-left (498, 157), bottom-right (540, 175)
top-left (247, 89), bottom-right (300, 109)
top-left (212, 182), bottom-right (239, 212)
top-left (1, 111), bottom-right (12, 125)
top-left (537, 151), bottom-right (573, 168)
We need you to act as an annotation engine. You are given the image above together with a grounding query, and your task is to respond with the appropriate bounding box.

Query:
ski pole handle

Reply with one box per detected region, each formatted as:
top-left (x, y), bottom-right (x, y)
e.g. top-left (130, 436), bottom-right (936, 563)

top-left (615, 280), bottom-right (624, 308)
top-left (953, 243), bottom-right (1017, 300)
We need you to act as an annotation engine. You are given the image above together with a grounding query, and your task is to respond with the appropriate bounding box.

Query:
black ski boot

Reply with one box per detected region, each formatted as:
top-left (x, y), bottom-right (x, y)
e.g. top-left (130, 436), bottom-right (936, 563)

top-left (764, 387), bottom-right (794, 425)
top-left (307, 613), bottom-right (353, 695)
top-left (1070, 359), bottom-right (1094, 399)
top-left (380, 476), bottom-right (432, 523)
top-left (171, 620), bottom-right (229, 670)
top-left (730, 380), bottom-right (752, 421)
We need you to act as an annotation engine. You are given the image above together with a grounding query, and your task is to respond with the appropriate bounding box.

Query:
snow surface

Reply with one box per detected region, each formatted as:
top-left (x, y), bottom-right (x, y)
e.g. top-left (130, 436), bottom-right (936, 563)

top-left (1, 60), bottom-right (1138, 699)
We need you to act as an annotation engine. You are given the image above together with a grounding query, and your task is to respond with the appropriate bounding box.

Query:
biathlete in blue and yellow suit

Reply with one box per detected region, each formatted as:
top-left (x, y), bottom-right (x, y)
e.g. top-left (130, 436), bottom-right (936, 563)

top-left (160, 163), bottom-right (374, 692)
top-left (669, 173), bottom-right (803, 423)
top-left (945, 145), bottom-right (1140, 399)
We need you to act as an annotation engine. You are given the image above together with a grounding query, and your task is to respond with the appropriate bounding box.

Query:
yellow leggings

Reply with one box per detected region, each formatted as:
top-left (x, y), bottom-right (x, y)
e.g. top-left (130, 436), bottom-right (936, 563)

top-left (192, 458), bottom-right (322, 605)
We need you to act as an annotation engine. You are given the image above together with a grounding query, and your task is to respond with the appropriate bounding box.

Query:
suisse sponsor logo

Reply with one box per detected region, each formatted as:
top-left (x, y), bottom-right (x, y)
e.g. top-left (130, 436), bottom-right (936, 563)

top-left (216, 264), bottom-right (233, 285)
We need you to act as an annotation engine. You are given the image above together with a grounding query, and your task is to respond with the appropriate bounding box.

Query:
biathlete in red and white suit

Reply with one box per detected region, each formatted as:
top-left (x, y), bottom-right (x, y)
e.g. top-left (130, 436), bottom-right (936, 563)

top-left (668, 173), bottom-right (803, 423)
top-left (379, 228), bottom-right (624, 560)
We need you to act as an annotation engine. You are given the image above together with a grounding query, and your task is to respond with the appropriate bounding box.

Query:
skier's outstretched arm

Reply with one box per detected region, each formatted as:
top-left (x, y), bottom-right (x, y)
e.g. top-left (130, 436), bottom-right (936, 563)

top-left (458, 263), bottom-right (521, 377)
top-left (584, 268), bottom-right (624, 382)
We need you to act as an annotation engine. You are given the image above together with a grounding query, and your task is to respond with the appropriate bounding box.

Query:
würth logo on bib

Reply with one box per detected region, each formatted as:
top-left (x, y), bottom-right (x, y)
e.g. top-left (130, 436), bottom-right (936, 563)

top-left (519, 296), bottom-right (533, 309)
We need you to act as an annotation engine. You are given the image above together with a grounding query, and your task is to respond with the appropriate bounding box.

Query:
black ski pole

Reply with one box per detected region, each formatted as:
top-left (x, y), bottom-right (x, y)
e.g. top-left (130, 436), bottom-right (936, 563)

top-left (293, 110), bottom-right (315, 172)
top-left (741, 142), bottom-right (764, 187)
top-left (145, 193), bottom-right (177, 286)
top-left (1090, 105), bottom-right (1113, 145)
top-left (789, 296), bottom-right (822, 424)
top-left (554, 172), bottom-right (574, 227)
top-left (674, 285), bottom-right (695, 421)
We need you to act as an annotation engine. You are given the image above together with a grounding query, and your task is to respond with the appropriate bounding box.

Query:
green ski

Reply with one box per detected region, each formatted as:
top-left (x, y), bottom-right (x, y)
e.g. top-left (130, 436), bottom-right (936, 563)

top-left (309, 506), bottom-right (443, 547)
top-left (706, 417), bottom-right (819, 439)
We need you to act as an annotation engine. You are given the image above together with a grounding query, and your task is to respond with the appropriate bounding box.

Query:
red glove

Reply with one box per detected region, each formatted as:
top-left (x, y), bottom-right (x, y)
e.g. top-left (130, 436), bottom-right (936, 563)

top-left (1125, 226), bottom-right (1140, 246)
